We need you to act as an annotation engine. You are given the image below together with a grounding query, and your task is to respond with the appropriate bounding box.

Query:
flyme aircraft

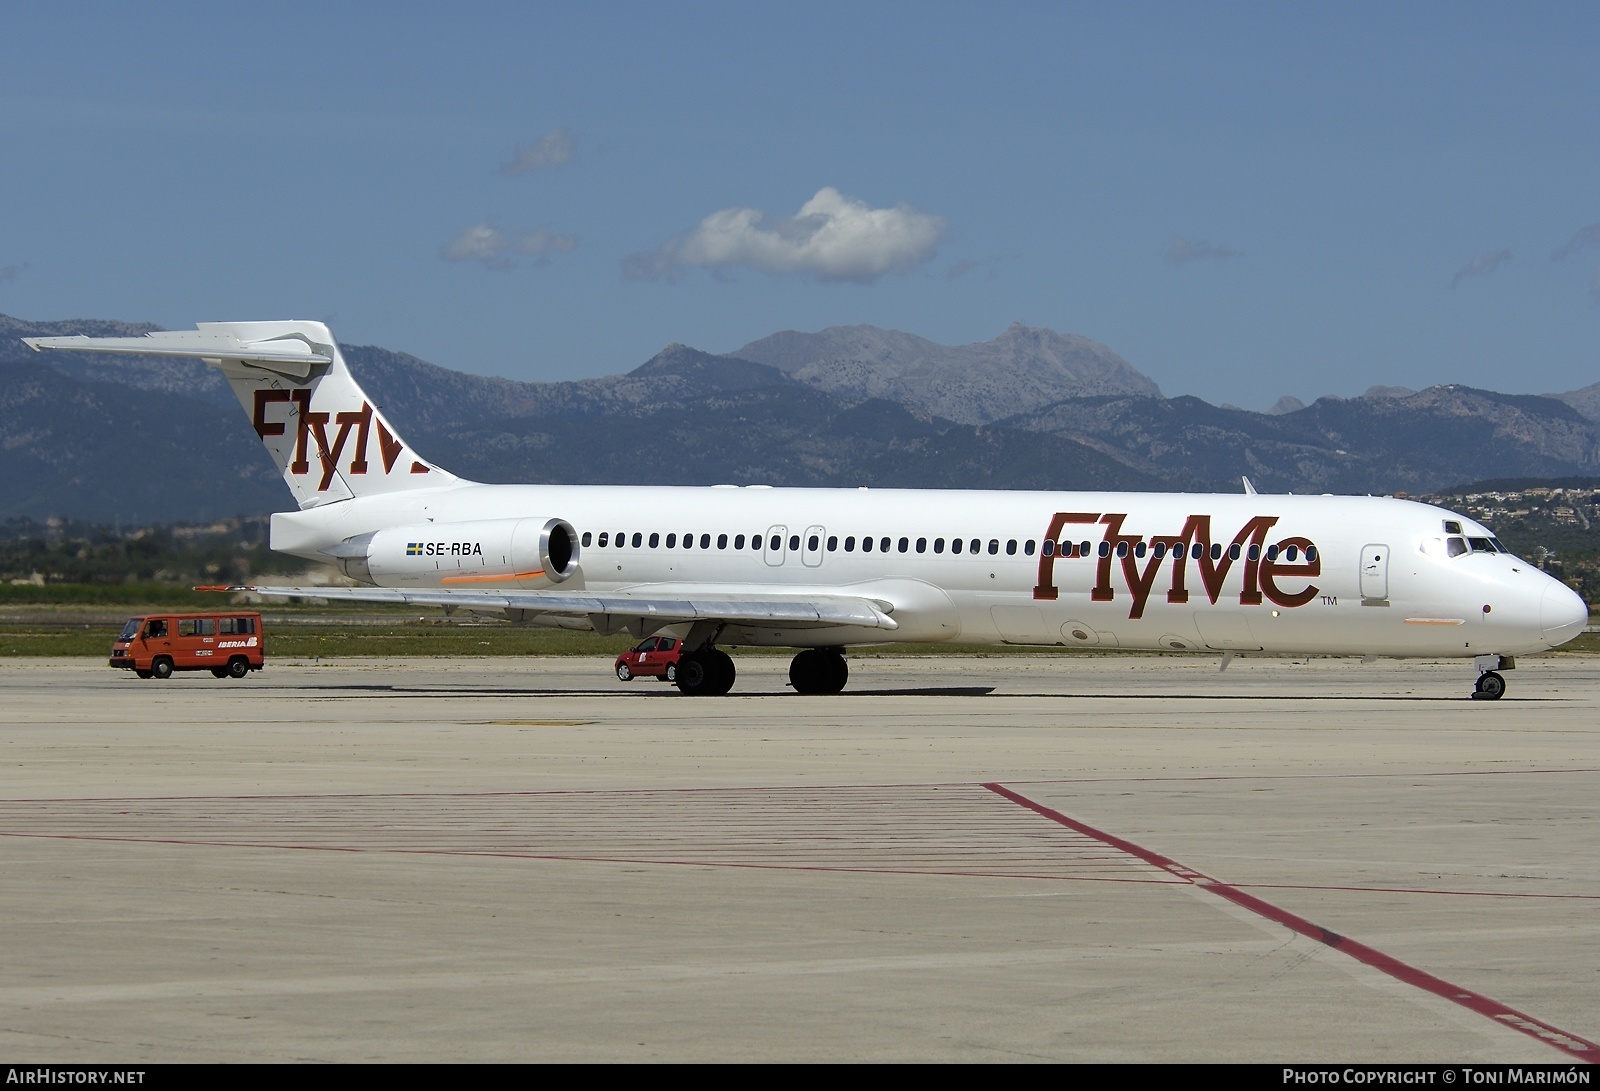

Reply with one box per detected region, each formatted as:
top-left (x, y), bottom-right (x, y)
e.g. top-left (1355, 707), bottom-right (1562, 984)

top-left (26, 321), bottom-right (1590, 698)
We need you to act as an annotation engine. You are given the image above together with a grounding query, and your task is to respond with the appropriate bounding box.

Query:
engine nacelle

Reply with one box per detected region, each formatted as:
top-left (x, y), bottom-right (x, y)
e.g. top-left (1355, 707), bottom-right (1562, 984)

top-left (329, 517), bottom-right (578, 588)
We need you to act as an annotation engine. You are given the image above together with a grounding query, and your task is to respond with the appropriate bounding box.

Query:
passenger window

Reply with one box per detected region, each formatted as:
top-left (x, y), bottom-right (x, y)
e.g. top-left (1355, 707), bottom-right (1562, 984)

top-left (649, 532), bottom-right (660, 548)
top-left (845, 536), bottom-right (856, 551)
top-left (827, 536), bottom-right (837, 551)
top-left (770, 535), bottom-right (781, 551)
top-left (988, 540), bottom-right (999, 555)
top-left (881, 537), bottom-right (891, 552)
top-left (807, 535), bottom-right (818, 551)
top-left (916, 538), bottom-right (926, 553)
top-left (1098, 542), bottom-right (1110, 558)
top-left (1006, 540), bottom-right (1017, 555)
top-left (898, 537), bottom-right (909, 553)
top-left (701, 534), bottom-right (712, 549)
top-left (665, 533), bottom-right (676, 547)
top-left (1152, 543), bottom-right (1166, 559)
top-left (970, 539), bottom-right (980, 554)
top-left (1229, 544), bottom-right (1241, 560)
top-left (1211, 543), bottom-right (1223, 561)
top-left (1248, 544), bottom-right (1260, 561)
top-left (862, 536), bottom-right (874, 552)
top-left (1306, 546), bottom-right (1318, 563)
top-left (145, 620), bottom-right (167, 638)
top-left (934, 538), bottom-right (945, 554)
top-left (718, 534), bottom-right (729, 549)
top-left (1041, 540), bottom-right (1054, 557)
top-left (1115, 542), bottom-right (1128, 558)
top-left (632, 533), bottom-right (643, 548)
top-left (684, 534), bottom-right (694, 549)
top-left (1191, 543), bottom-right (1204, 560)
top-left (951, 538), bottom-right (963, 554)
top-left (598, 532), bottom-right (609, 547)
top-left (179, 619), bottom-right (199, 637)
top-left (789, 535), bottom-right (800, 551)
top-left (1266, 545), bottom-right (1280, 561)
top-left (581, 531), bottom-right (592, 547)
top-left (1284, 545), bottom-right (1298, 561)
top-left (1080, 541), bottom-right (1091, 557)
top-left (198, 618), bottom-right (215, 636)
top-left (234, 617), bottom-right (255, 634)
top-left (1024, 540), bottom-right (1035, 556)
top-left (734, 534), bottom-right (745, 549)
top-left (1133, 542), bottom-right (1145, 558)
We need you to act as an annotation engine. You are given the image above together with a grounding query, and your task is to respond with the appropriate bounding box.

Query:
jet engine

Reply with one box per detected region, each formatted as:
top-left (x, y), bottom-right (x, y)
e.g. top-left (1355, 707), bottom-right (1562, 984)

top-left (326, 517), bottom-right (578, 588)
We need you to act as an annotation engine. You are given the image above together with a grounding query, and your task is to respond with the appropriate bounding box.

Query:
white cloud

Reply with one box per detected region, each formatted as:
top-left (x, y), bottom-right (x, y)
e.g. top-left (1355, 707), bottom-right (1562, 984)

top-left (500, 126), bottom-right (576, 175)
top-left (442, 221), bottom-right (578, 269)
top-left (625, 187), bottom-right (946, 283)
top-left (1450, 249), bottom-right (1512, 288)
top-left (1167, 236), bottom-right (1243, 263)
top-left (1552, 223), bottom-right (1600, 261)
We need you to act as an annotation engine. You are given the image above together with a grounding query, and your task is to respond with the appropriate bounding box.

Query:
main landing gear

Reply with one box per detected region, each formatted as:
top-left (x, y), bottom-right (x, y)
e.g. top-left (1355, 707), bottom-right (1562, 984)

top-left (1471, 654), bottom-right (1514, 701)
top-left (674, 647), bottom-right (736, 696)
top-left (789, 648), bottom-right (848, 695)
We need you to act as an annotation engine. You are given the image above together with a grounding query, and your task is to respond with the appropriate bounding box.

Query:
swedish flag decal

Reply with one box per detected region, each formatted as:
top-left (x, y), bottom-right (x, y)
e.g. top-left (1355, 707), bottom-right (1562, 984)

top-left (406, 542), bottom-right (423, 556)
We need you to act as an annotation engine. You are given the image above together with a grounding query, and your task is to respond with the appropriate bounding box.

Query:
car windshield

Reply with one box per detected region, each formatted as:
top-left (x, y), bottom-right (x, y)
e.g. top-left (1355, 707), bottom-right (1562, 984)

top-left (118, 618), bottom-right (143, 641)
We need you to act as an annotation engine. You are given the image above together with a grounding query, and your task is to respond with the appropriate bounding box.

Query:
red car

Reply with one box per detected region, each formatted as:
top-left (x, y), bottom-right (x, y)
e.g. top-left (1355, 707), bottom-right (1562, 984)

top-left (614, 635), bottom-right (683, 682)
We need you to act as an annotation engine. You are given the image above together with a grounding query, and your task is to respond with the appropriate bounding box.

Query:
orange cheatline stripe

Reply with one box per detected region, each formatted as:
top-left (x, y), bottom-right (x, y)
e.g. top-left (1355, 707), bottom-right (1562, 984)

top-left (439, 569), bottom-right (546, 584)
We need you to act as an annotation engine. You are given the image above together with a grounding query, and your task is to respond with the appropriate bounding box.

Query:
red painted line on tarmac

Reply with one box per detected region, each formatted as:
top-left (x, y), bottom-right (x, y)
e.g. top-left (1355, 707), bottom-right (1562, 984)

top-left (983, 781), bottom-right (1599, 1062)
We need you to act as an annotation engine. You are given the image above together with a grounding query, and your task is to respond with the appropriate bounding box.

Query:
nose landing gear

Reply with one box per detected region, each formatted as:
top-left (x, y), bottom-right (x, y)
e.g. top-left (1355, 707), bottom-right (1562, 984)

top-left (1471, 654), bottom-right (1514, 700)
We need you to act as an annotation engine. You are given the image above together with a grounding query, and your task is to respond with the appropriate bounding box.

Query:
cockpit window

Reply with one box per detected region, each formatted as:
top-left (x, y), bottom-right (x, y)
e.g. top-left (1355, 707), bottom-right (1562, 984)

top-left (1446, 537), bottom-right (1468, 558)
top-left (1468, 537), bottom-right (1496, 553)
top-left (1443, 521), bottom-right (1462, 534)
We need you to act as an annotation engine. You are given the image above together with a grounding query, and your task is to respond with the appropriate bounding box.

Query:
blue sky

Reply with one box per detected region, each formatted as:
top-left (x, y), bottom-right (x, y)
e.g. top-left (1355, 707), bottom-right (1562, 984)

top-left (2, 1), bottom-right (1597, 408)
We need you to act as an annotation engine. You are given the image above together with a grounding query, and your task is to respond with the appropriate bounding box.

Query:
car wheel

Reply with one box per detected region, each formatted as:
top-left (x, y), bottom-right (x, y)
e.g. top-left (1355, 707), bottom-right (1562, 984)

top-left (151, 657), bottom-right (174, 680)
top-left (227, 657), bottom-right (250, 679)
top-left (135, 669), bottom-right (153, 679)
top-left (211, 668), bottom-right (228, 679)
top-left (616, 662), bottom-right (633, 681)
top-left (664, 663), bottom-right (677, 682)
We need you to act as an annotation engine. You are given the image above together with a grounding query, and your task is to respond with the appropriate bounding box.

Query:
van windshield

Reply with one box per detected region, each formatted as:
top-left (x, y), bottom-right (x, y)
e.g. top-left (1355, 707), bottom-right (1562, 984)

top-left (118, 618), bottom-right (143, 641)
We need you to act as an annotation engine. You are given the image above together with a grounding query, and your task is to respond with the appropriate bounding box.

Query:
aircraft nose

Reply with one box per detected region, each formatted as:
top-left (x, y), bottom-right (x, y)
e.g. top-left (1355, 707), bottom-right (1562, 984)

top-left (1540, 581), bottom-right (1590, 649)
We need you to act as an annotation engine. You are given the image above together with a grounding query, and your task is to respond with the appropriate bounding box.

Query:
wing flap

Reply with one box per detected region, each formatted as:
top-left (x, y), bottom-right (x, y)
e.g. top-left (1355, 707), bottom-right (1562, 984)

top-left (220, 585), bottom-right (898, 630)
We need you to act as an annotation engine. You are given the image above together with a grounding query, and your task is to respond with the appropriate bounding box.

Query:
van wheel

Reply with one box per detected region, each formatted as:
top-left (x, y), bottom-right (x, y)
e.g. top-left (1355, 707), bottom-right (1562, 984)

top-left (211, 668), bottom-right (228, 679)
top-left (227, 657), bottom-right (250, 679)
top-left (151, 657), bottom-right (174, 680)
top-left (135, 669), bottom-right (153, 679)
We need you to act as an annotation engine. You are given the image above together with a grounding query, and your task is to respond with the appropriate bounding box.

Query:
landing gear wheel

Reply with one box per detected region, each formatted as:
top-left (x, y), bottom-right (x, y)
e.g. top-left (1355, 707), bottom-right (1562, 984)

top-left (789, 648), bottom-right (848, 695)
top-left (227, 657), bottom-right (250, 679)
top-left (675, 649), bottom-right (736, 696)
top-left (616, 662), bottom-right (633, 682)
top-left (151, 657), bottom-right (174, 680)
top-left (1472, 671), bottom-right (1506, 701)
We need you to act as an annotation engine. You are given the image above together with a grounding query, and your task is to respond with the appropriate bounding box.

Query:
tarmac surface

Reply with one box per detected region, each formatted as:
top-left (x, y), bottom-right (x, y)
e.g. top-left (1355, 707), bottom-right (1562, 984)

top-left (1, 652), bottom-right (1597, 1063)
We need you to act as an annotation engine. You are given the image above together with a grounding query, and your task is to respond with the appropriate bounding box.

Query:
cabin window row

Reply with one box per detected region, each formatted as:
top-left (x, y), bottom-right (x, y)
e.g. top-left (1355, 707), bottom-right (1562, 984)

top-left (575, 530), bottom-right (1316, 563)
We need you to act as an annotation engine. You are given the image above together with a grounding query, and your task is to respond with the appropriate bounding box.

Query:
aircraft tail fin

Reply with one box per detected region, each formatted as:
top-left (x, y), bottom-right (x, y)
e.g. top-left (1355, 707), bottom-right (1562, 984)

top-left (24, 320), bottom-right (458, 510)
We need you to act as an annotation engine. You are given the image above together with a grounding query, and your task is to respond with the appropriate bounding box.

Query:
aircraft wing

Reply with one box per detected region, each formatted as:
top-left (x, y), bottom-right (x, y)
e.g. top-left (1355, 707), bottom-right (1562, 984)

top-left (220, 584), bottom-right (899, 631)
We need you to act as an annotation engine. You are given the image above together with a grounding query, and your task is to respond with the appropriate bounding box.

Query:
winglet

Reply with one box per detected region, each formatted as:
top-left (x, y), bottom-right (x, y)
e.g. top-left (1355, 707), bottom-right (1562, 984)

top-left (1241, 476), bottom-right (1258, 495)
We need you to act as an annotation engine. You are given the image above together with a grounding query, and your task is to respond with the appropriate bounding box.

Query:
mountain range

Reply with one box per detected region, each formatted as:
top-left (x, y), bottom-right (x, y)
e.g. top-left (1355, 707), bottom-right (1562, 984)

top-left (2, 312), bottom-right (1597, 524)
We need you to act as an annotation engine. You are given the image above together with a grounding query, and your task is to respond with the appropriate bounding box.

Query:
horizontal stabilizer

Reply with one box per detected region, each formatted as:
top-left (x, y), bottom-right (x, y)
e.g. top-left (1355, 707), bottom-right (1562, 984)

top-left (23, 330), bottom-right (332, 378)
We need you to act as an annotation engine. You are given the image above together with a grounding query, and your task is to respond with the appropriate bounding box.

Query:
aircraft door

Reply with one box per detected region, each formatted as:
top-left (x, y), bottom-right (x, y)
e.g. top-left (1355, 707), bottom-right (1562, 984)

top-left (1360, 544), bottom-right (1389, 601)
top-left (802, 525), bottom-right (826, 568)
top-left (764, 524), bottom-right (787, 567)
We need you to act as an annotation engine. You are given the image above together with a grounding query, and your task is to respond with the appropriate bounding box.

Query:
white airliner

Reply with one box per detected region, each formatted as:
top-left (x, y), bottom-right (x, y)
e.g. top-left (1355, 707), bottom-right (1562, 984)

top-left (26, 321), bottom-right (1590, 698)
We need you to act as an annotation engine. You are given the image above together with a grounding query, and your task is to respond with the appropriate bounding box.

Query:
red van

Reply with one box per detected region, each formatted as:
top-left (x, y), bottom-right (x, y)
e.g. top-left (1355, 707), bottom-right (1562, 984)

top-left (111, 612), bottom-right (265, 679)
